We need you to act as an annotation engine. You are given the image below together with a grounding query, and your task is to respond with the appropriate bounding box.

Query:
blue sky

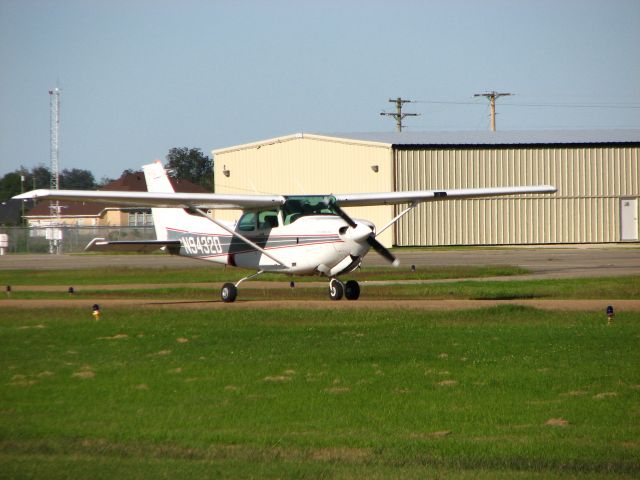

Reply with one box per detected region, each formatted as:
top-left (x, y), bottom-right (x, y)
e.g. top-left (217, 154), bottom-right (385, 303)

top-left (1, 0), bottom-right (639, 180)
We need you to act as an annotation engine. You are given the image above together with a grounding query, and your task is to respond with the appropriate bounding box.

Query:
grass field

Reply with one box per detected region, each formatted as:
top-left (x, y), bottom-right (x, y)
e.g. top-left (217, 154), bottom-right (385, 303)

top-left (2, 275), bottom-right (639, 302)
top-left (1, 305), bottom-right (639, 479)
top-left (0, 265), bottom-right (529, 286)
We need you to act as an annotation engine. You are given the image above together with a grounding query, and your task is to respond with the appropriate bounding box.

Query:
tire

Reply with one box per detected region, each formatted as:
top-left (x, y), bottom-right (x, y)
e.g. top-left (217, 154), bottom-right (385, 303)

top-left (221, 283), bottom-right (238, 303)
top-left (329, 279), bottom-right (344, 301)
top-left (344, 280), bottom-right (360, 300)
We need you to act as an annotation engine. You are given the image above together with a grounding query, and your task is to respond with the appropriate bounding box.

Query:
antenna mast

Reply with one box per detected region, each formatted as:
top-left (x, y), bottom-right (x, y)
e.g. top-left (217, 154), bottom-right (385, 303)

top-left (48, 87), bottom-right (62, 254)
top-left (49, 87), bottom-right (60, 192)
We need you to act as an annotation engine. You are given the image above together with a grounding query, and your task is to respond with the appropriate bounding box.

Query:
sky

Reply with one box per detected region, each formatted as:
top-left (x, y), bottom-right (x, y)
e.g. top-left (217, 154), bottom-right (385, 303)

top-left (1, 0), bottom-right (639, 181)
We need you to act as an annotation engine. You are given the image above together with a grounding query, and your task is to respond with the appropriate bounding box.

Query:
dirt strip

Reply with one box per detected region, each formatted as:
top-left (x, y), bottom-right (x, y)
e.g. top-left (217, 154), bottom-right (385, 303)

top-left (1, 298), bottom-right (639, 311)
top-left (0, 277), bottom-right (536, 292)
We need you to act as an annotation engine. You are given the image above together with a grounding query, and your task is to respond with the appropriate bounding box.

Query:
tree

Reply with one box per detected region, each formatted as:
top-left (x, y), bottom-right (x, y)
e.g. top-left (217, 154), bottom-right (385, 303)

top-left (30, 165), bottom-right (51, 190)
top-left (0, 172), bottom-right (23, 203)
top-left (60, 168), bottom-right (96, 190)
top-left (96, 176), bottom-right (115, 188)
top-left (0, 164), bottom-right (100, 203)
top-left (165, 147), bottom-right (213, 191)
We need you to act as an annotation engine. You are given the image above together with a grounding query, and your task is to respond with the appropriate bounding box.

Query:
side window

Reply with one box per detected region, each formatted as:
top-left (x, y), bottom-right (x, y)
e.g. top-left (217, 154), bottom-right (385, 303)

top-left (237, 212), bottom-right (257, 232)
top-left (258, 210), bottom-right (279, 230)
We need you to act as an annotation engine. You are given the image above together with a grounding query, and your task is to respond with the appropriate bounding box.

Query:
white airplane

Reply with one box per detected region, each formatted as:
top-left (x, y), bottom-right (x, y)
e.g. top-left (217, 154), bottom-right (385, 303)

top-left (14, 161), bottom-right (556, 302)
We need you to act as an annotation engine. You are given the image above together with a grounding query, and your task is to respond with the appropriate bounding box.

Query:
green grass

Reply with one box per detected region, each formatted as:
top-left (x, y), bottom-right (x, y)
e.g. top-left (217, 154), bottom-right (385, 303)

top-left (3, 275), bottom-right (639, 301)
top-left (392, 275), bottom-right (640, 300)
top-left (1, 306), bottom-right (639, 478)
top-left (0, 265), bottom-right (528, 286)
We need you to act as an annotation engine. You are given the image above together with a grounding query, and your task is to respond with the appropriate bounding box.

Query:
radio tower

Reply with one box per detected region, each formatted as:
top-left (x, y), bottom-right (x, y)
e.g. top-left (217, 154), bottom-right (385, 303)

top-left (49, 87), bottom-right (62, 254)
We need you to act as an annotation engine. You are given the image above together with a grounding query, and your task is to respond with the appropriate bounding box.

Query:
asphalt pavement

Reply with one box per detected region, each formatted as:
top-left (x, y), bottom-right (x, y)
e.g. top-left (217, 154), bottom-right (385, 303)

top-left (1, 245), bottom-right (639, 279)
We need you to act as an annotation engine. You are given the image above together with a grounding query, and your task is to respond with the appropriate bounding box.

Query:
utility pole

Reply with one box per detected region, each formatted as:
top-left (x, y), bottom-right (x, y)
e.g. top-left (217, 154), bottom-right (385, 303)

top-left (474, 91), bottom-right (512, 131)
top-left (380, 97), bottom-right (419, 132)
top-left (49, 87), bottom-right (62, 254)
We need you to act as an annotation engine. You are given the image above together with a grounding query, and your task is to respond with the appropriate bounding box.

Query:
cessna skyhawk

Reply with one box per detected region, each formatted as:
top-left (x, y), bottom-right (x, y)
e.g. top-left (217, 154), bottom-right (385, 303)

top-left (14, 161), bottom-right (556, 302)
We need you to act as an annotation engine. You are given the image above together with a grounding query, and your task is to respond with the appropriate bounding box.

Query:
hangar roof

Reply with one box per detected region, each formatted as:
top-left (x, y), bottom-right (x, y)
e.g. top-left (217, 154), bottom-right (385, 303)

top-left (214, 130), bottom-right (640, 155)
top-left (321, 129), bottom-right (640, 147)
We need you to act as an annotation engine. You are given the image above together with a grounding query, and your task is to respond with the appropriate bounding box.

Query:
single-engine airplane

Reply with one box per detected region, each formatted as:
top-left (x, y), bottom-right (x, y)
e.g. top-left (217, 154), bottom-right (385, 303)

top-left (14, 161), bottom-right (556, 302)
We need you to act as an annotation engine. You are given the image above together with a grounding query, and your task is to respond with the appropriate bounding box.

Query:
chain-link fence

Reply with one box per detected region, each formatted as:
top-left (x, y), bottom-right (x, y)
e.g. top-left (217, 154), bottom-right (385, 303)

top-left (0, 226), bottom-right (155, 254)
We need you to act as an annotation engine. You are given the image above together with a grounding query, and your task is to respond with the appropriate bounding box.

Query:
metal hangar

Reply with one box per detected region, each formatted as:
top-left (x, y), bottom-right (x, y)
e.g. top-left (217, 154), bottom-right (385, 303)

top-left (212, 130), bottom-right (640, 247)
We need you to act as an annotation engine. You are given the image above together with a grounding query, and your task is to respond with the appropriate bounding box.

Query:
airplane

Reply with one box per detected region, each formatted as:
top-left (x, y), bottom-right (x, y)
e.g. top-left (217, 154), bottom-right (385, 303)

top-left (14, 161), bottom-right (556, 302)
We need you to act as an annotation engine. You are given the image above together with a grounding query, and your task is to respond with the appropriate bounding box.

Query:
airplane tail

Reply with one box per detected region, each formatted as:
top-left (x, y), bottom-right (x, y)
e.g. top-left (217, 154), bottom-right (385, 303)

top-left (142, 161), bottom-right (193, 241)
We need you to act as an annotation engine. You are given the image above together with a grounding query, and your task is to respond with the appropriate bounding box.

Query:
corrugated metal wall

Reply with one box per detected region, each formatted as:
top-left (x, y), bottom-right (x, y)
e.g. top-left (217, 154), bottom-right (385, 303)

top-left (395, 146), bottom-right (639, 245)
top-left (213, 135), bottom-right (396, 246)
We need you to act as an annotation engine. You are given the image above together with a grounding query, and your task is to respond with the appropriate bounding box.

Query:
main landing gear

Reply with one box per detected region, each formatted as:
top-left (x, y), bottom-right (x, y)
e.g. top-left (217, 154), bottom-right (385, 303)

top-left (220, 270), bottom-right (264, 303)
top-left (220, 272), bottom-right (361, 303)
top-left (329, 278), bottom-right (360, 301)
top-left (221, 283), bottom-right (238, 303)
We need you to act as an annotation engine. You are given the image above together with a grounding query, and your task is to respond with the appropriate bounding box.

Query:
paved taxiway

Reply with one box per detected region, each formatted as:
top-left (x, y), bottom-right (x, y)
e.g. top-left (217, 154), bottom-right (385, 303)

top-left (1, 246), bottom-right (639, 279)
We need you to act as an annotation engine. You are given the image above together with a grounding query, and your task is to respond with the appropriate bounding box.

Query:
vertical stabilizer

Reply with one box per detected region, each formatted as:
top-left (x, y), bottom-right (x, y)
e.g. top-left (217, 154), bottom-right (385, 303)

top-left (143, 160), bottom-right (175, 194)
top-left (142, 161), bottom-right (189, 240)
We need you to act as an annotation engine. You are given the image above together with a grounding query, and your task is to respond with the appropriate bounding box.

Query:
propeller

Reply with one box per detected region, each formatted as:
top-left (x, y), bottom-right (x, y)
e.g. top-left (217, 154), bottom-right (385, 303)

top-left (331, 201), bottom-right (399, 266)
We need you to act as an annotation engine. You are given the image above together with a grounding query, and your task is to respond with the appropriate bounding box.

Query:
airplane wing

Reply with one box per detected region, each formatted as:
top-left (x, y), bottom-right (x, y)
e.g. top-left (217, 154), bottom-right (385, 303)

top-left (333, 185), bottom-right (556, 207)
top-left (13, 189), bottom-right (285, 210)
top-left (14, 185), bottom-right (556, 210)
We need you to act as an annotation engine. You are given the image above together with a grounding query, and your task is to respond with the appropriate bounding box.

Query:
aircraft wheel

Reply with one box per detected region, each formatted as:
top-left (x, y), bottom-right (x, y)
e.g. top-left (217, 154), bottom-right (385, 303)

top-left (329, 279), bottom-right (344, 301)
top-left (221, 283), bottom-right (238, 303)
top-left (344, 280), bottom-right (360, 300)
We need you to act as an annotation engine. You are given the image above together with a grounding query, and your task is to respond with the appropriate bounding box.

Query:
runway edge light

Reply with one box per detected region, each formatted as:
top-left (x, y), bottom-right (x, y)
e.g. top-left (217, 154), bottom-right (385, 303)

top-left (606, 305), bottom-right (614, 325)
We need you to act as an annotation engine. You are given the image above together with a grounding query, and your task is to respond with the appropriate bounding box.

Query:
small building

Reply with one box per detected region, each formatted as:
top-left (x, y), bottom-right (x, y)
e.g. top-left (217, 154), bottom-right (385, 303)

top-left (24, 171), bottom-right (208, 228)
top-left (212, 130), bottom-right (640, 247)
top-left (0, 199), bottom-right (26, 226)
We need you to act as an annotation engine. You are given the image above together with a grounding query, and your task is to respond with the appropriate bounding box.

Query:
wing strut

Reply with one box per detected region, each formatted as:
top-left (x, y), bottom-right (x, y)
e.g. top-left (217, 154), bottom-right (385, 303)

top-left (191, 208), bottom-right (287, 267)
top-left (376, 202), bottom-right (421, 237)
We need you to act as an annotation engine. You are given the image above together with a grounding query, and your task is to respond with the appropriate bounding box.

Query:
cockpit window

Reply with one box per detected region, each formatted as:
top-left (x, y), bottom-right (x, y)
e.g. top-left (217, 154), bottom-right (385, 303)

top-left (237, 211), bottom-right (257, 231)
top-left (238, 210), bottom-right (279, 231)
top-left (282, 196), bottom-right (338, 225)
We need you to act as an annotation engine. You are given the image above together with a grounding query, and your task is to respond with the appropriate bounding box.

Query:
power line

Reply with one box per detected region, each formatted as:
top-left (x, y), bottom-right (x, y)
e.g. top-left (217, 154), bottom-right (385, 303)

top-left (413, 99), bottom-right (640, 108)
top-left (413, 100), bottom-right (479, 105)
top-left (501, 102), bottom-right (640, 109)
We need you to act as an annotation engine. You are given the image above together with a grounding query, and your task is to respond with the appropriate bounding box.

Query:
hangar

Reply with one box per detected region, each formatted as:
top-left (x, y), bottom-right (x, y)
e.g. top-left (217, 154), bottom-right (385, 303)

top-left (212, 130), bottom-right (640, 247)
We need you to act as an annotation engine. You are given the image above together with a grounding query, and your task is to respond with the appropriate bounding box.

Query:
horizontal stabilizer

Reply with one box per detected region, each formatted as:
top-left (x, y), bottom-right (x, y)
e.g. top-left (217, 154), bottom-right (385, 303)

top-left (85, 238), bottom-right (181, 253)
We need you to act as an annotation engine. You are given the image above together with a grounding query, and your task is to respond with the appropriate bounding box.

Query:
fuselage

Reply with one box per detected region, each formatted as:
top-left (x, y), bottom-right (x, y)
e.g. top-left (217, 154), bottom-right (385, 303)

top-left (166, 214), bottom-right (373, 277)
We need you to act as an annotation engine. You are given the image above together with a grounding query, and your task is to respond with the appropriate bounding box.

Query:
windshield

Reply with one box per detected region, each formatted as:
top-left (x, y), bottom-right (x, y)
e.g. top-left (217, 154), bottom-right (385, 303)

top-left (282, 195), bottom-right (338, 225)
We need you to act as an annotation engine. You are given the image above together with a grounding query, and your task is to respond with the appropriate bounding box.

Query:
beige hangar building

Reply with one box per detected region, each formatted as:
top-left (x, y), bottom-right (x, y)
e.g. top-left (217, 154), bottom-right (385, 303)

top-left (212, 130), bottom-right (640, 248)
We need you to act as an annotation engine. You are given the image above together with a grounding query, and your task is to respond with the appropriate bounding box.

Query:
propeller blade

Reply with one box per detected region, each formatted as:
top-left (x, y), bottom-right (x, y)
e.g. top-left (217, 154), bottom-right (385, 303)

top-left (332, 203), bottom-right (357, 228)
top-left (332, 198), bottom-right (398, 266)
top-left (367, 235), bottom-right (399, 266)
